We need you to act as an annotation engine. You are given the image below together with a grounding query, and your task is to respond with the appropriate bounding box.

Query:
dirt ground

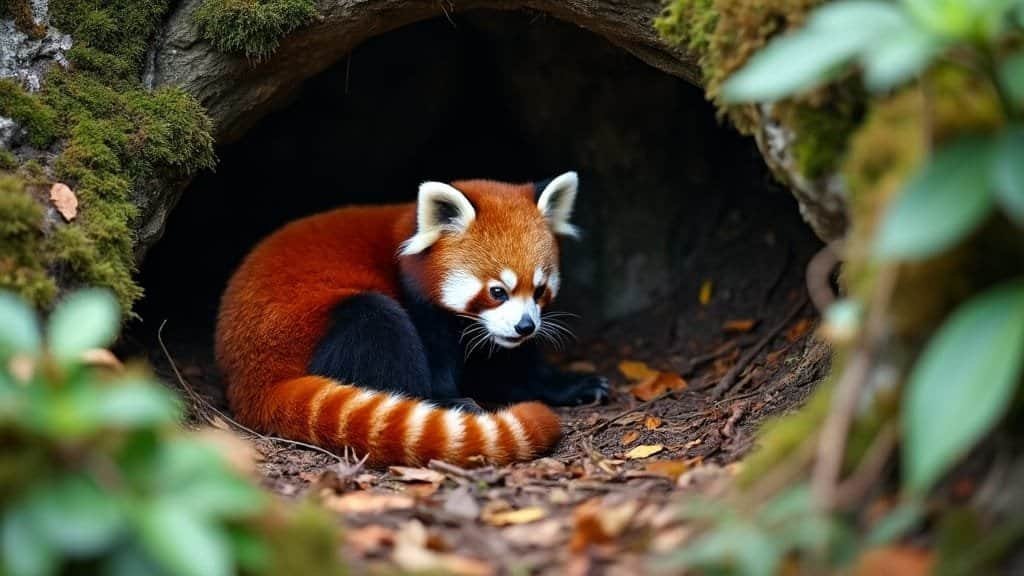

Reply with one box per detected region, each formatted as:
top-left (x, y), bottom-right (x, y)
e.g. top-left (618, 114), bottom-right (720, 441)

top-left (131, 281), bottom-right (828, 575)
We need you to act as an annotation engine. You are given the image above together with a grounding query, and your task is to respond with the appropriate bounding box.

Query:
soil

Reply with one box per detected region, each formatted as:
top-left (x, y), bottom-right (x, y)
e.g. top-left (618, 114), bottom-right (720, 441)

top-left (125, 276), bottom-right (828, 574)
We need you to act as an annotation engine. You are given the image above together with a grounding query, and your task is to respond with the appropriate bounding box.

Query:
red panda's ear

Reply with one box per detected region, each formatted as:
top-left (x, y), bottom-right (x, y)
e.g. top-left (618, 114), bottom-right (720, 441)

top-left (536, 171), bottom-right (580, 238)
top-left (399, 182), bottom-right (477, 256)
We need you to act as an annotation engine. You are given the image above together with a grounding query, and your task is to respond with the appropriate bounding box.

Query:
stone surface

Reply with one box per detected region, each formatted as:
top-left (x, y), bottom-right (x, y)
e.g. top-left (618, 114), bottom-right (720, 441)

top-left (0, 2), bottom-right (71, 92)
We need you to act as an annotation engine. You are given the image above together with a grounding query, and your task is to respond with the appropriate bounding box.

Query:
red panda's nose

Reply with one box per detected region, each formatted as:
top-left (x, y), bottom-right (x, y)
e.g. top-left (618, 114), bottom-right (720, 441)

top-left (514, 316), bottom-right (536, 336)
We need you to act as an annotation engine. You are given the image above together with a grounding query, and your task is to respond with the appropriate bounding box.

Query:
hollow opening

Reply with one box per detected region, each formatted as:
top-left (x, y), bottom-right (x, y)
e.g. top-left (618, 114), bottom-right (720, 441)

top-left (130, 10), bottom-right (826, 461)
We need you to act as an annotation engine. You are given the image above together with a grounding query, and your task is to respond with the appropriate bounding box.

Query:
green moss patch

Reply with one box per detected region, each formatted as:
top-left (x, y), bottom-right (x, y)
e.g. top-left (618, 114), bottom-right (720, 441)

top-left (193, 0), bottom-right (318, 61)
top-left (0, 0), bottom-right (216, 313)
top-left (0, 174), bottom-right (58, 306)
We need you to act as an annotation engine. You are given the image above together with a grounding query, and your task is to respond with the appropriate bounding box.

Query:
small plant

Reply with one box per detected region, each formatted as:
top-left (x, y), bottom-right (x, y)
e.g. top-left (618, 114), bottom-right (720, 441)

top-left (193, 0), bottom-right (318, 61)
top-left (0, 289), bottom-right (270, 576)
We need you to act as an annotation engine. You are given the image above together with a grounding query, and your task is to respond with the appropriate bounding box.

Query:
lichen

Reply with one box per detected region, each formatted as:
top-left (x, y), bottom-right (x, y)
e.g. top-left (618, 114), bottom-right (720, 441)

top-left (0, 0), bottom-right (45, 38)
top-left (193, 0), bottom-right (318, 61)
top-left (0, 174), bottom-right (58, 306)
top-left (0, 0), bottom-right (216, 312)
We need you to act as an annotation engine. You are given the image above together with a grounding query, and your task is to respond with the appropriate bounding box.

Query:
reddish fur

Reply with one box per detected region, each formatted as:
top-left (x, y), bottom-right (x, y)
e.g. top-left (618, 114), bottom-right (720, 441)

top-left (215, 181), bottom-right (562, 467)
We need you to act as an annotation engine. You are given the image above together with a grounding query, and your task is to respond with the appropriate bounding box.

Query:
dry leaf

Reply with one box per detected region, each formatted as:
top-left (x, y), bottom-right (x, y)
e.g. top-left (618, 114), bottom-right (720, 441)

top-left (723, 319), bottom-right (756, 333)
top-left (617, 360), bottom-right (658, 381)
top-left (699, 279), bottom-right (713, 305)
top-left (402, 482), bottom-right (440, 498)
top-left (644, 460), bottom-right (689, 481)
top-left (80, 348), bottom-right (124, 372)
top-left (389, 466), bottom-right (446, 485)
top-left (503, 519), bottom-right (565, 547)
top-left (49, 182), bottom-right (77, 221)
top-left (786, 318), bottom-right (813, 342)
top-left (568, 361), bottom-right (597, 373)
top-left (483, 506), bottom-right (547, 526)
top-left (619, 430), bottom-right (640, 446)
top-left (442, 486), bottom-right (480, 520)
top-left (321, 490), bottom-right (415, 514)
top-left (347, 525), bottom-right (396, 555)
top-left (854, 547), bottom-right (933, 576)
top-left (644, 415), bottom-right (663, 430)
top-left (630, 372), bottom-right (687, 401)
top-left (393, 521), bottom-right (493, 576)
top-left (625, 444), bottom-right (664, 459)
top-left (570, 498), bottom-right (638, 552)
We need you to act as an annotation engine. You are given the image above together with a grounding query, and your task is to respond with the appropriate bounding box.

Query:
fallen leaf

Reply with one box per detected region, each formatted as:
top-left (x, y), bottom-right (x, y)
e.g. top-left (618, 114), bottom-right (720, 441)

top-left (644, 415), bottom-right (663, 430)
top-left (570, 498), bottom-right (638, 552)
top-left (786, 318), bottom-right (813, 342)
top-left (683, 438), bottom-right (703, 450)
top-left (699, 279), bottom-right (713, 305)
top-left (80, 348), bottom-right (123, 372)
top-left (483, 506), bottom-right (547, 526)
top-left (854, 547), bottom-right (933, 576)
top-left (389, 466), bottom-right (446, 485)
top-left (625, 444), bottom-right (664, 459)
top-left (402, 482), bottom-right (440, 498)
top-left (630, 372), bottom-right (687, 401)
top-left (347, 525), bottom-right (396, 555)
top-left (393, 521), bottom-right (493, 576)
top-left (49, 182), bottom-right (77, 221)
top-left (620, 430), bottom-right (640, 446)
top-left (568, 361), bottom-right (597, 373)
top-left (644, 460), bottom-right (689, 481)
top-left (503, 519), bottom-right (565, 547)
top-left (442, 486), bottom-right (480, 520)
top-left (723, 318), bottom-right (756, 332)
top-left (617, 360), bottom-right (658, 381)
top-left (321, 490), bottom-right (415, 514)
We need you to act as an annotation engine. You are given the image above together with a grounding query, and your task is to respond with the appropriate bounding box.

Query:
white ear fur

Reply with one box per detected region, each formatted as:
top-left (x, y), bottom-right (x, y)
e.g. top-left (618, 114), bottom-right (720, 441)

top-left (399, 181), bottom-right (477, 256)
top-left (536, 171), bottom-right (580, 238)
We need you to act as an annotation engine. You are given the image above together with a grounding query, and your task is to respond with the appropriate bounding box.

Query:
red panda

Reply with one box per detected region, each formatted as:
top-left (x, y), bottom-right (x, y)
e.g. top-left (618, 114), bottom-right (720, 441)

top-left (215, 172), bottom-right (607, 466)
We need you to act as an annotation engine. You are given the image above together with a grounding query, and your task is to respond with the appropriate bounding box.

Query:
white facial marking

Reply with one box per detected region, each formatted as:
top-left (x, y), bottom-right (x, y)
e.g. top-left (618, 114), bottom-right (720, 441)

top-left (440, 270), bottom-right (483, 311)
top-left (533, 267), bottom-right (546, 288)
top-left (548, 269), bottom-right (561, 297)
top-left (479, 296), bottom-right (541, 348)
top-left (500, 269), bottom-right (518, 291)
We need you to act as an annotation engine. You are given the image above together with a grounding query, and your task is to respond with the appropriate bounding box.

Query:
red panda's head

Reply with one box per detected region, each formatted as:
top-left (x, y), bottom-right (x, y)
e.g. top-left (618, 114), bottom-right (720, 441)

top-left (399, 171), bottom-right (579, 348)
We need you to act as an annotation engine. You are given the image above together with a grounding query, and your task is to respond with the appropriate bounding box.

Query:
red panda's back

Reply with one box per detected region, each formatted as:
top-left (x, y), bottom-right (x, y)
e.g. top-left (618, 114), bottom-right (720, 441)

top-left (215, 204), bottom-right (414, 419)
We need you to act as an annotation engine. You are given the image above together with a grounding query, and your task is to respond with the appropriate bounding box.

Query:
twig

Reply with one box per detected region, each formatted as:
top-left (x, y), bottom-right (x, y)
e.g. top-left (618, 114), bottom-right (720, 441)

top-left (832, 422), bottom-right (897, 509)
top-left (720, 402), bottom-right (748, 439)
top-left (587, 391), bottom-right (675, 435)
top-left (157, 320), bottom-right (344, 463)
top-left (811, 265), bottom-right (897, 511)
top-left (806, 241), bottom-right (842, 314)
top-left (710, 295), bottom-right (809, 399)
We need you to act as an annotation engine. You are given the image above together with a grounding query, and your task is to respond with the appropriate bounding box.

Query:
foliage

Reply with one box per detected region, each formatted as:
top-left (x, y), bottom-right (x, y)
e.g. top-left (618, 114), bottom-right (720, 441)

top-left (0, 175), bottom-right (58, 307)
top-left (0, 0), bottom-right (216, 312)
top-left (0, 289), bottom-right (347, 576)
top-left (193, 0), bottom-right (318, 61)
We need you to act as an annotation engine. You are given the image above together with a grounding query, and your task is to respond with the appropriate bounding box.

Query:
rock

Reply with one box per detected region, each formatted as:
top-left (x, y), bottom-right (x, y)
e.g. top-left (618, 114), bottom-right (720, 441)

top-left (0, 2), bottom-right (72, 93)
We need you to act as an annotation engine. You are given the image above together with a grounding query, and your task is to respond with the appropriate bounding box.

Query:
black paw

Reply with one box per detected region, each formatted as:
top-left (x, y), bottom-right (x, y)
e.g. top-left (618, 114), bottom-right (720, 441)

top-left (547, 374), bottom-right (610, 406)
top-left (436, 397), bottom-right (486, 413)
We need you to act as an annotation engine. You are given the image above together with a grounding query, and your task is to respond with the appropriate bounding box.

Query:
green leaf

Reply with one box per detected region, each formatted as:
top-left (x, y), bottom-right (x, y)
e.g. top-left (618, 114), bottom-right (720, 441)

top-left (48, 289), bottom-right (120, 363)
top-left (992, 126), bottom-right (1024, 224)
top-left (865, 501), bottom-right (925, 546)
top-left (2, 505), bottom-right (57, 576)
top-left (0, 291), bottom-right (41, 359)
top-left (136, 501), bottom-right (233, 576)
top-left (876, 137), bottom-right (995, 260)
top-left (722, 1), bottom-right (908, 102)
top-left (903, 280), bottom-right (1024, 494)
top-left (999, 51), bottom-right (1024, 105)
top-left (862, 26), bottom-right (942, 90)
top-left (24, 476), bottom-right (124, 556)
top-left (94, 381), bottom-right (181, 427)
top-left (664, 522), bottom-right (781, 576)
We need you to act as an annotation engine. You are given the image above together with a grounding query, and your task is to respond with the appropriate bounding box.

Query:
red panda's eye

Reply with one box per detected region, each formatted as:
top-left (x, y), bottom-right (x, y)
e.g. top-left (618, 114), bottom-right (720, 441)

top-left (489, 286), bottom-right (509, 302)
top-left (533, 285), bottom-right (546, 301)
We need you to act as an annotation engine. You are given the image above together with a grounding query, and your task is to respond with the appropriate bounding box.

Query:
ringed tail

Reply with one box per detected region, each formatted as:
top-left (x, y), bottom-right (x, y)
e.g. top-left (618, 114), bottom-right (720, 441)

top-left (236, 376), bottom-right (562, 466)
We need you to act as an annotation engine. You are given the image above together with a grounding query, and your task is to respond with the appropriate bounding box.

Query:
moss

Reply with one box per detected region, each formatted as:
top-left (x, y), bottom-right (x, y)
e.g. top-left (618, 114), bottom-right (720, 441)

top-left (0, 150), bottom-right (17, 170)
top-left (0, 80), bottom-right (59, 148)
top-left (0, 174), bottom-right (58, 306)
top-left (0, 0), bottom-right (216, 313)
top-left (655, 0), bottom-right (718, 81)
top-left (0, 0), bottom-right (45, 38)
top-left (778, 84), bottom-right (865, 179)
top-left (193, 0), bottom-right (318, 61)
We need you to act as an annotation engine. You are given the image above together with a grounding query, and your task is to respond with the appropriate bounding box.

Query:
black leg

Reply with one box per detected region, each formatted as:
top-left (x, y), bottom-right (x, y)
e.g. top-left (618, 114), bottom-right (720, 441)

top-left (462, 342), bottom-right (609, 407)
top-left (308, 293), bottom-right (432, 398)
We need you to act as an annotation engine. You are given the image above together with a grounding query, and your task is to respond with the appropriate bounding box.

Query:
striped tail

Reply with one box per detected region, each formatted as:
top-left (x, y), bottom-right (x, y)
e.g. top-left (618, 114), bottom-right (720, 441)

top-left (232, 376), bottom-right (562, 466)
